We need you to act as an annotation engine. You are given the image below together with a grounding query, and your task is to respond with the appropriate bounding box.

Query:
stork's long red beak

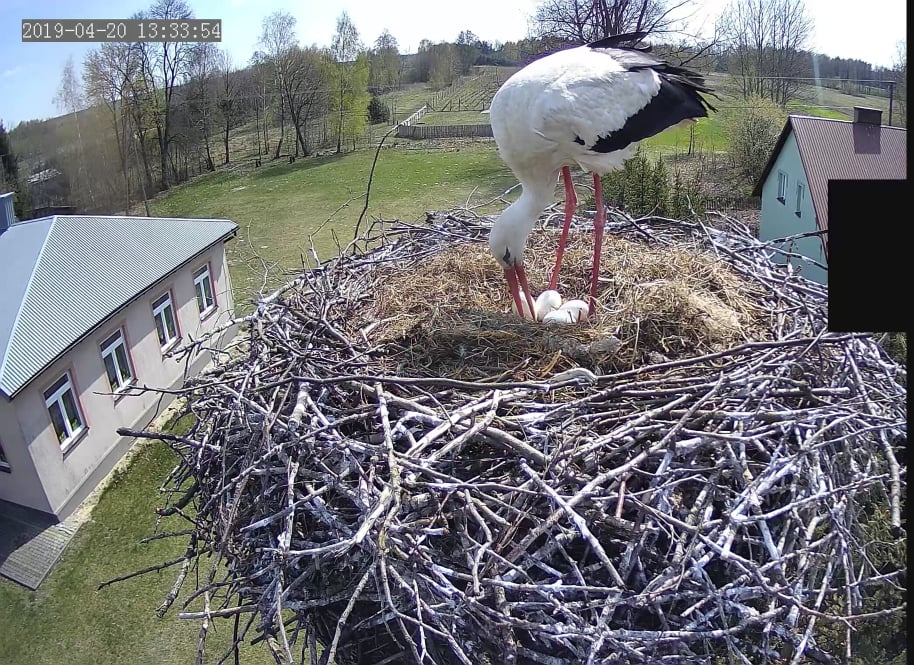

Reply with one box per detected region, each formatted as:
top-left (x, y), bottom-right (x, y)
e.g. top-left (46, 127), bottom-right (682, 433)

top-left (505, 266), bottom-right (537, 319)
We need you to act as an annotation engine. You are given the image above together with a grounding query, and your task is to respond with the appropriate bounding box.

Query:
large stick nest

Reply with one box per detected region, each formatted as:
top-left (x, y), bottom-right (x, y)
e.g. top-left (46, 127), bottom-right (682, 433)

top-left (125, 210), bottom-right (906, 665)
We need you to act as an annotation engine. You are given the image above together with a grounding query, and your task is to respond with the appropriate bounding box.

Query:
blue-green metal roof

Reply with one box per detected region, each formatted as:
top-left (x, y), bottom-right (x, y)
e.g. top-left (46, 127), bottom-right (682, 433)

top-left (0, 215), bottom-right (237, 398)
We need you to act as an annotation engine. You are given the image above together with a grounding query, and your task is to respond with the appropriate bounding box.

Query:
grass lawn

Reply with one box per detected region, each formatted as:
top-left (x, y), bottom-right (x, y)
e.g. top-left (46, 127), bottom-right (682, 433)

top-left (379, 82), bottom-right (435, 122)
top-left (642, 116), bottom-right (728, 154)
top-left (0, 436), bottom-right (273, 665)
top-left (150, 144), bottom-right (517, 308)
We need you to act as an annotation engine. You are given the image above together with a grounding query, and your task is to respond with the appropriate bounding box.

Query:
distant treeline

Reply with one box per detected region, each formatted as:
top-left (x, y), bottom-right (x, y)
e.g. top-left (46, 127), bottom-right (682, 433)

top-left (4, 1), bottom-right (904, 218)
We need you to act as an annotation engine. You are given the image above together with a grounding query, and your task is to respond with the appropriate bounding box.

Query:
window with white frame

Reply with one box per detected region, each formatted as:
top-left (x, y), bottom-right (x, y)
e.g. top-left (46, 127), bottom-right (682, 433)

top-left (0, 441), bottom-right (10, 471)
top-left (152, 292), bottom-right (180, 349)
top-left (795, 183), bottom-right (804, 216)
top-left (193, 265), bottom-right (216, 315)
top-left (44, 373), bottom-right (85, 447)
top-left (101, 329), bottom-right (134, 392)
top-left (777, 171), bottom-right (788, 202)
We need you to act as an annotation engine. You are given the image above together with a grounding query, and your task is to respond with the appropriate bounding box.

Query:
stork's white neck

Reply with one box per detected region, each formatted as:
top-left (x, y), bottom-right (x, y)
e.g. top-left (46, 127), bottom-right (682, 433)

top-left (489, 176), bottom-right (556, 267)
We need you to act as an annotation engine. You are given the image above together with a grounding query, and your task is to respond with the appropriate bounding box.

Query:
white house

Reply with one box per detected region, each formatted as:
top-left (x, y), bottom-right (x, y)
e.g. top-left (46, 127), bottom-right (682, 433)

top-left (0, 197), bottom-right (238, 520)
top-left (752, 107), bottom-right (907, 284)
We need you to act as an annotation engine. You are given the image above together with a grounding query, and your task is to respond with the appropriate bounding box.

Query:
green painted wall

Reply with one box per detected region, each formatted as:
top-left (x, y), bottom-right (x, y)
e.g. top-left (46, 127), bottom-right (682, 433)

top-left (758, 131), bottom-right (826, 284)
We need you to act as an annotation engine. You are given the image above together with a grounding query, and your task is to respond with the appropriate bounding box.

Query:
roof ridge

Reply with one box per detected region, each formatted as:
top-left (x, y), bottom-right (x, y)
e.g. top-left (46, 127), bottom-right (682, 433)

top-left (0, 216), bottom-right (58, 395)
top-left (51, 214), bottom-right (236, 222)
top-left (790, 113), bottom-right (907, 130)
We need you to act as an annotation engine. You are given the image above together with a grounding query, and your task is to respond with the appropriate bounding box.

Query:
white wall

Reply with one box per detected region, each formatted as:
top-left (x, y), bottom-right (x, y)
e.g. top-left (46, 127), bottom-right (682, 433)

top-left (0, 241), bottom-right (235, 516)
top-left (758, 131), bottom-right (826, 284)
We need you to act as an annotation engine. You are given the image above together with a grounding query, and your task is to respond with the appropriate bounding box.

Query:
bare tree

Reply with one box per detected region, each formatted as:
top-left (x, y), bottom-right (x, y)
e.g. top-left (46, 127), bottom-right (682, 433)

top-left (284, 47), bottom-right (332, 157)
top-left (331, 11), bottom-right (365, 153)
top-left (144, 0), bottom-right (194, 188)
top-left (891, 40), bottom-right (906, 126)
top-left (187, 43), bottom-right (218, 171)
top-left (54, 55), bottom-right (94, 208)
top-left (249, 51), bottom-right (272, 158)
top-left (216, 50), bottom-right (239, 164)
top-left (259, 10), bottom-right (298, 159)
top-left (717, 0), bottom-right (812, 105)
top-left (531, 0), bottom-right (693, 44)
top-left (84, 43), bottom-right (140, 211)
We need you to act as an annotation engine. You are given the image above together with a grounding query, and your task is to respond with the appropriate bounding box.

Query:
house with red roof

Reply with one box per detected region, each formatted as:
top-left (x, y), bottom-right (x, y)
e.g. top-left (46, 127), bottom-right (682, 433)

top-left (752, 107), bottom-right (907, 284)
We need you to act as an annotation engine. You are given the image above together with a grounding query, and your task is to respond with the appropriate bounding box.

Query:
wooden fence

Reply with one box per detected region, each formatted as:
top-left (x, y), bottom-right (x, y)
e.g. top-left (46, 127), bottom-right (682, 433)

top-left (703, 194), bottom-right (761, 211)
top-left (396, 124), bottom-right (494, 139)
top-left (399, 105), bottom-right (428, 127)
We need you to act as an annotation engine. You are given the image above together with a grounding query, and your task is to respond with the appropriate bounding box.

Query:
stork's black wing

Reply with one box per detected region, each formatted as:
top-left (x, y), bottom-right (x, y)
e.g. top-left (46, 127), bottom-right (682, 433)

top-left (583, 35), bottom-right (719, 154)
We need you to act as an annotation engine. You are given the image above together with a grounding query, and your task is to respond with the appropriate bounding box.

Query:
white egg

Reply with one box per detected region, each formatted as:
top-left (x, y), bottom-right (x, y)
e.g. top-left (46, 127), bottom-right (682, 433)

top-left (535, 290), bottom-right (562, 321)
top-left (511, 289), bottom-right (534, 319)
top-left (558, 299), bottom-right (590, 322)
top-left (542, 309), bottom-right (577, 324)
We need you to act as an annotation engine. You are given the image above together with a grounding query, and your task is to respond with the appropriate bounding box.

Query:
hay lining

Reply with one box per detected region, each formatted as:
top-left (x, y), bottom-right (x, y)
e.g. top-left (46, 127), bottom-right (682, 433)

top-left (366, 226), bottom-right (767, 380)
top-left (117, 209), bottom-right (905, 665)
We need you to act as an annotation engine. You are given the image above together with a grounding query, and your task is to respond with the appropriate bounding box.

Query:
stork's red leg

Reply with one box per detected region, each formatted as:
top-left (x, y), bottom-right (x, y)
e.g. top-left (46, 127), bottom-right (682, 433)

top-left (504, 268), bottom-right (527, 319)
top-left (505, 267), bottom-right (536, 320)
top-left (515, 265), bottom-right (537, 319)
top-left (589, 172), bottom-right (605, 317)
top-left (549, 166), bottom-right (576, 290)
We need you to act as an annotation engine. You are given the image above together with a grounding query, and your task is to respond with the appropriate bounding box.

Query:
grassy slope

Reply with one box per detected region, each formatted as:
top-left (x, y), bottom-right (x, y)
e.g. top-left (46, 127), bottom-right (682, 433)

top-left (150, 146), bottom-right (516, 306)
top-left (0, 439), bottom-right (273, 665)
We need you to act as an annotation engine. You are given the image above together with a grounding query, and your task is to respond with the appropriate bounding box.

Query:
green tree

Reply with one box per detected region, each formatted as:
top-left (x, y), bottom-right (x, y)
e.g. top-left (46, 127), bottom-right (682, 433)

top-left (330, 11), bottom-right (365, 153)
top-left (369, 29), bottom-right (400, 91)
top-left (721, 94), bottom-right (787, 184)
top-left (650, 153), bottom-right (670, 214)
top-left (334, 53), bottom-right (370, 150)
top-left (0, 122), bottom-right (28, 218)
top-left (455, 30), bottom-right (480, 74)
top-left (368, 95), bottom-right (390, 123)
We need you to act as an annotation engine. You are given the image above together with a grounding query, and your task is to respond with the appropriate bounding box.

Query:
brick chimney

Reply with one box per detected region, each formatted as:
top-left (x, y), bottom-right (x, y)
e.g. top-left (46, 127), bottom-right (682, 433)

top-left (853, 106), bottom-right (882, 125)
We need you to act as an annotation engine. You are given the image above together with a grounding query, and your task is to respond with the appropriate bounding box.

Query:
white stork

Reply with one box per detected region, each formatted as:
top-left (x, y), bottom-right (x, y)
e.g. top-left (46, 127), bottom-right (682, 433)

top-left (487, 32), bottom-right (717, 320)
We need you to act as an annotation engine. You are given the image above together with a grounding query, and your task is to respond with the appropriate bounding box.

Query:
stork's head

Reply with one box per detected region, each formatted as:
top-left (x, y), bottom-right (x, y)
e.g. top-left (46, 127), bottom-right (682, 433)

top-left (488, 218), bottom-right (525, 269)
top-left (488, 202), bottom-right (533, 269)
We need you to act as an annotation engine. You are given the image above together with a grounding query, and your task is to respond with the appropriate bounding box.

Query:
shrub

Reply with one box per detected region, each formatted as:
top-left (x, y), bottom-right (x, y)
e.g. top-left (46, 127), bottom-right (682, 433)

top-left (599, 148), bottom-right (706, 218)
top-left (367, 95), bottom-right (390, 124)
top-left (721, 95), bottom-right (787, 185)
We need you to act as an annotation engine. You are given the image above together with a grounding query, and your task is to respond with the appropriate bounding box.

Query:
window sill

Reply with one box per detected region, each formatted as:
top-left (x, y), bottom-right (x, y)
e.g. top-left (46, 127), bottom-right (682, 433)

top-left (61, 427), bottom-right (89, 456)
top-left (0, 463), bottom-right (10, 473)
top-left (160, 338), bottom-right (182, 355)
top-left (113, 379), bottom-right (137, 403)
top-left (795, 211), bottom-right (802, 217)
top-left (777, 197), bottom-right (786, 204)
top-left (199, 305), bottom-right (218, 322)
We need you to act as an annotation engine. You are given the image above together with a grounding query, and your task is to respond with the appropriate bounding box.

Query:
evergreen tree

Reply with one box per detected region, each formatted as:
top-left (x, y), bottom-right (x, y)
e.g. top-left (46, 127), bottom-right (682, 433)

top-left (0, 122), bottom-right (28, 218)
top-left (0, 121), bottom-right (18, 187)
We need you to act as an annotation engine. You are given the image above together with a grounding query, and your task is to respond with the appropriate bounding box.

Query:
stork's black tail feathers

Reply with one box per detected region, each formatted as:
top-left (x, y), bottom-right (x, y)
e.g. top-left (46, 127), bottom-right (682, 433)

top-left (587, 32), bottom-right (651, 51)
top-left (587, 32), bottom-right (719, 113)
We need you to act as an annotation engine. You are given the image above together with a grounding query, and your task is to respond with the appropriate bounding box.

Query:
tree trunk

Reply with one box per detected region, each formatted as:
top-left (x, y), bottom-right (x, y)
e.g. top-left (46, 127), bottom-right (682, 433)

top-left (273, 102), bottom-right (285, 159)
top-left (223, 117), bottom-right (231, 164)
top-left (336, 70), bottom-right (345, 154)
top-left (156, 121), bottom-right (169, 190)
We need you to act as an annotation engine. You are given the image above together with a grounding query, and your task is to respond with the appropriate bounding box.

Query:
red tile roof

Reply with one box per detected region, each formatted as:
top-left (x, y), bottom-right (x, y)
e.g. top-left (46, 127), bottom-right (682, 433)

top-left (752, 115), bottom-right (907, 233)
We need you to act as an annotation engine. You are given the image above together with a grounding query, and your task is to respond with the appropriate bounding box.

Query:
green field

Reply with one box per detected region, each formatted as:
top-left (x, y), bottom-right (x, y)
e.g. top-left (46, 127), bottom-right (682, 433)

top-left (0, 436), bottom-right (273, 665)
top-left (150, 145), bottom-right (517, 306)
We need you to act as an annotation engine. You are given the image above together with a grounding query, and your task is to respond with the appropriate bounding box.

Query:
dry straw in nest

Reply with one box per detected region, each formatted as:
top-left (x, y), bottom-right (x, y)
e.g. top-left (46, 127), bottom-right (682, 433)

top-left (112, 209), bottom-right (906, 665)
top-left (367, 224), bottom-right (769, 382)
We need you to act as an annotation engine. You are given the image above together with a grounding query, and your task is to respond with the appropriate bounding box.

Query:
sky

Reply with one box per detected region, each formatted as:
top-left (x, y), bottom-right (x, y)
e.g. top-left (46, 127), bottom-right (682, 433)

top-left (0, 0), bottom-right (907, 128)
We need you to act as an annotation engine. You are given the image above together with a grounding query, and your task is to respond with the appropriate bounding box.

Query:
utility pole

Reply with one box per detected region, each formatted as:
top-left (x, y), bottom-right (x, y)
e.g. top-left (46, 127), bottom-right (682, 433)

top-left (888, 81), bottom-right (895, 126)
